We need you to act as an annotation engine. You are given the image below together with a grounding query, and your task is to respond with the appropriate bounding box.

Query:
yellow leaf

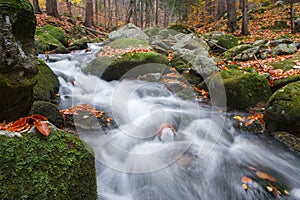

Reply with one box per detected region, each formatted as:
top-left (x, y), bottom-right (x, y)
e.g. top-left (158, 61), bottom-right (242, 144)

top-left (242, 184), bottom-right (248, 190)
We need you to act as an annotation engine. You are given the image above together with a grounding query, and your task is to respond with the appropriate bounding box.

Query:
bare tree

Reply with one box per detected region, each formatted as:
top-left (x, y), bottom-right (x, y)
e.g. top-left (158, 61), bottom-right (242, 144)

top-left (65, 0), bottom-right (72, 17)
top-left (226, 0), bottom-right (237, 32)
top-left (291, 0), bottom-right (295, 33)
top-left (33, 0), bottom-right (42, 14)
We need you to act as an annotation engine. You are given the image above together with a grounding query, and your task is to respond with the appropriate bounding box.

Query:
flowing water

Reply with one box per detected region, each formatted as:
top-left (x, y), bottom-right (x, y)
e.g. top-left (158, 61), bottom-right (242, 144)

top-left (40, 44), bottom-right (300, 200)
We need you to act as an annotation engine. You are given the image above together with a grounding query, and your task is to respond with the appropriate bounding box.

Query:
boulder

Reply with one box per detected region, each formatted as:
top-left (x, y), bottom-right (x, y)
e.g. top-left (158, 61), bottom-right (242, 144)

top-left (84, 52), bottom-right (169, 81)
top-left (264, 82), bottom-right (300, 136)
top-left (0, 0), bottom-right (36, 55)
top-left (270, 38), bottom-right (294, 47)
top-left (108, 23), bottom-right (149, 42)
top-left (204, 32), bottom-right (238, 51)
top-left (0, 14), bottom-right (37, 122)
top-left (68, 37), bottom-right (89, 51)
top-left (29, 101), bottom-right (64, 128)
top-left (224, 44), bottom-right (253, 59)
top-left (107, 38), bottom-right (149, 49)
top-left (172, 33), bottom-right (209, 51)
top-left (33, 59), bottom-right (60, 102)
top-left (168, 24), bottom-right (195, 34)
top-left (271, 43), bottom-right (297, 56)
top-left (34, 25), bottom-right (70, 54)
top-left (207, 69), bottom-right (272, 111)
top-left (0, 128), bottom-right (97, 199)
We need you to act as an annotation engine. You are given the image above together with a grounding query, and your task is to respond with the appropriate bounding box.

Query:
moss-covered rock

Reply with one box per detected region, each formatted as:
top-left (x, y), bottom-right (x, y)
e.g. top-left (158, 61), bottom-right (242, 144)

top-left (84, 52), bottom-right (169, 81)
top-left (29, 101), bottom-right (64, 128)
top-left (168, 24), bottom-right (195, 34)
top-left (208, 69), bottom-right (272, 111)
top-left (68, 37), bottom-right (89, 51)
top-left (0, 0), bottom-right (36, 55)
top-left (273, 75), bottom-right (300, 92)
top-left (204, 32), bottom-right (238, 51)
top-left (108, 38), bottom-right (149, 49)
top-left (37, 25), bottom-right (68, 47)
top-left (0, 128), bottom-right (97, 199)
top-left (33, 59), bottom-right (59, 102)
top-left (275, 132), bottom-right (300, 152)
top-left (224, 44), bottom-right (253, 59)
top-left (264, 82), bottom-right (300, 136)
top-left (34, 25), bottom-right (69, 54)
top-left (271, 43), bottom-right (297, 56)
top-left (144, 26), bottom-right (161, 37)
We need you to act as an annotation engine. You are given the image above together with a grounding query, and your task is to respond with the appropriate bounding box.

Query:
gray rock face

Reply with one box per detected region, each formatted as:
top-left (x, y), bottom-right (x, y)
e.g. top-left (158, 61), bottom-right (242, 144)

top-left (271, 43), bottom-right (297, 56)
top-left (171, 34), bottom-right (209, 51)
top-left (109, 23), bottom-right (149, 41)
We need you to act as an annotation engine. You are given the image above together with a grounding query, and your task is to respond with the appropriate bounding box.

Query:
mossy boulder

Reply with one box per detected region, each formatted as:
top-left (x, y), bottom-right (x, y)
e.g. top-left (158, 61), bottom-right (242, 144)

top-left (84, 52), bottom-right (169, 81)
top-left (273, 75), bottom-right (300, 92)
top-left (271, 44), bottom-right (297, 56)
top-left (207, 69), bottom-right (272, 111)
top-left (29, 101), bottom-right (64, 128)
top-left (107, 38), bottom-right (149, 49)
top-left (144, 26), bottom-right (161, 37)
top-left (68, 37), bottom-right (89, 51)
top-left (33, 59), bottom-right (59, 102)
top-left (34, 25), bottom-right (69, 54)
top-left (0, 128), bottom-right (97, 199)
top-left (168, 24), bottom-right (195, 34)
top-left (264, 82), bottom-right (300, 137)
top-left (224, 44), bottom-right (253, 59)
top-left (204, 32), bottom-right (238, 51)
top-left (0, 0), bottom-right (36, 55)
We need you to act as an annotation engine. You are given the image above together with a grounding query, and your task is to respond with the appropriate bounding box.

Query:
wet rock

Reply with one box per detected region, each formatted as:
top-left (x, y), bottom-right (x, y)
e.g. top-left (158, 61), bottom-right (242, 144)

top-left (109, 23), bottom-right (149, 41)
top-left (0, 128), bottom-right (97, 199)
top-left (271, 43), bottom-right (297, 56)
top-left (207, 69), bottom-right (272, 111)
top-left (264, 82), bottom-right (300, 137)
top-left (275, 132), bottom-right (300, 152)
top-left (68, 37), bottom-right (89, 51)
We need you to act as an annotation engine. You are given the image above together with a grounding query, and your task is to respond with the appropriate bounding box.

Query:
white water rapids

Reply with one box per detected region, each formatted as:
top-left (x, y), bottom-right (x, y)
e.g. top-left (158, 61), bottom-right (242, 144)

top-left (40, 43), bottom-right (300, 200)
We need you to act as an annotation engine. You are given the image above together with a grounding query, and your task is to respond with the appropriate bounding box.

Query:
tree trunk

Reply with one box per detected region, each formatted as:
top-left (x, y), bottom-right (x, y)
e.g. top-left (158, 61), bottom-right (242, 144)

top-left (65, 0), bottom-right (72, 17)
top-left (155, 0), bottom-right (159, 26)
top-left (95, 0), bottom-right (98, 25)
top-left (226, 0), bottom-right (237, 33)
top-left (33, 0), bottom-right (42, 14)
top-left (46, 0), bottom-right (60, 19)
top-left (126, 0), bottom-right (134, 23)
top-left (241, 0), bottom-right (249, 35)
top-left (216, 0), bottom-right (226, 20)
top-left (85, 0), bottom-right (93, 27)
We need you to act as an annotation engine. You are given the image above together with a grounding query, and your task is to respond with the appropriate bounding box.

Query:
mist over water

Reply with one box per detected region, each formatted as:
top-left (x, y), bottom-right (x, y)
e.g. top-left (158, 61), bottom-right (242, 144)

top-left (42, 43), bottom-right (300, 200)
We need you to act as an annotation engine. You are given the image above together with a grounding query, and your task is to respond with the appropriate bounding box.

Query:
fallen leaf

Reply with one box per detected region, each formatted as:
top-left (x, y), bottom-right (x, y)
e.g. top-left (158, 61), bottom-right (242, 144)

top-left (34, 121), bottom-right (50, 137)
top-left (241, 176), bottom-right (253, 184)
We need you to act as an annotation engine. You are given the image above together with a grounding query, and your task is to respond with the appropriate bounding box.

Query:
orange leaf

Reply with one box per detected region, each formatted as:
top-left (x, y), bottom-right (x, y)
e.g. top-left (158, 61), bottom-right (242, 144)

top-left (34, 121), bottom-right (50, 137)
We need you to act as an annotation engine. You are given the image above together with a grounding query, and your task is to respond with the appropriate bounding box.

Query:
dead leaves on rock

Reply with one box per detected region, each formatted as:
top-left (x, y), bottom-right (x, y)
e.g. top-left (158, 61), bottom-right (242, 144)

top-left (97, 46), bottom-right (152, 58)
top-left (234, 113), bottom-right (265, 127)
top-left (0, 115), bottom-right (50, 137)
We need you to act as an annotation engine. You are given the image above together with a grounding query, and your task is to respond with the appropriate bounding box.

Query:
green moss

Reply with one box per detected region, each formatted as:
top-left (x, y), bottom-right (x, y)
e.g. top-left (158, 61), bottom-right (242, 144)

top-left (29, 101), bottom-right (64, 128)
top-left (224, 44), bottom-right (253, 59)
top-left (33, 59), bottom-right (59, 101)
top-left (0, 129), bottom-right (97, 199)
top-left (168, 24), bottom-right (195, 34)
top-left (208, 69), bottom-right (272, 111)
top-left (205, 33), bottom-right (238, 50)
top-left (37, 25), bottom-right (68, 47)
top-left (84, 52), bottom-right (169, 81)
top-left (270, 52), bottom-right (300, 71)
top-left (273, 75), bottom-right (300, 91)
top-left (108, 38), bottom-right (148, 49)
top-left (0, 0), bottom-right (36, 55)
top-left (264, 82), bottom-right (300, 136)
top-left (170, 55), bottom-right (192, 73)
top-left (144, 26), bottom-right (161, 37)
top-left (68, 37), bottom-right (89, 51)
top-left (34, 32), bottom-right (65, 54)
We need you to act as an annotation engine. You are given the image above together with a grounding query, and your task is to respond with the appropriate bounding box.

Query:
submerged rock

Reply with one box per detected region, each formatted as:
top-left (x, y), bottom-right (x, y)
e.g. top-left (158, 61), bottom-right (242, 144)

top-left (264, 82), bottom-right (300, 137)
